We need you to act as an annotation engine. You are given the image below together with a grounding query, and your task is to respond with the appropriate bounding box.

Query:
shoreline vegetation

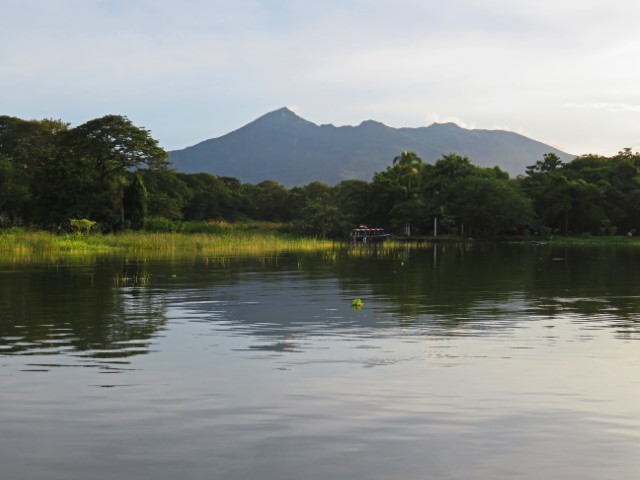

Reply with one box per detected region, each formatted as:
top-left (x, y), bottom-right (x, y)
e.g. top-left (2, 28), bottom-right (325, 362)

top-left (3, 115), bottom-right (640, 245)
top-left (1, 222), bottom-right (639, 261)
top-left (3, 115), bottom-right (640, 243)
top-left (0, 222), bottom-right (334, 258)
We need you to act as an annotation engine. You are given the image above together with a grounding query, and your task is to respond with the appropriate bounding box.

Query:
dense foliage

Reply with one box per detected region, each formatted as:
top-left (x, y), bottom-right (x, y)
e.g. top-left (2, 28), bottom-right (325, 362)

top-left (0, 114), bottom-right (167, 231)
top-left (1, 114), bottom-right (639, 238)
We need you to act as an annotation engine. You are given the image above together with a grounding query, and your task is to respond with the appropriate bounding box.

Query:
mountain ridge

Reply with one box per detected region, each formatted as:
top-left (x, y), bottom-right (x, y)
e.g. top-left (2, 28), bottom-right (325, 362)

top-left (168, 107), bottom-right (574, 186)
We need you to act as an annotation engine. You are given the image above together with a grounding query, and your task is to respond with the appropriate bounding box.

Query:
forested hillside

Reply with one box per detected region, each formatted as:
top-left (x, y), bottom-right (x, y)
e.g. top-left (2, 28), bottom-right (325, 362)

top-left (1, 114), bottom-right (639, 238)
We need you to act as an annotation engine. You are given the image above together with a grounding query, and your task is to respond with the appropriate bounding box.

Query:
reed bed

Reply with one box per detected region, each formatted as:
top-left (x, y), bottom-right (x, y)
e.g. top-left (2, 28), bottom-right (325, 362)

top-left (98, 231), bottom-right (339, 254)
top-left (0, 227), bottom-right (337, 258)
top-left (0, 224), bottom-right (434, 264)
top-left (546, 235), bottom-right (640, 246)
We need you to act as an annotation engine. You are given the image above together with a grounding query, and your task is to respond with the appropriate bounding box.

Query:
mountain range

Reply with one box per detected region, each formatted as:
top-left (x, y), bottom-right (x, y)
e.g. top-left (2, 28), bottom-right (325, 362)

top-left (168, 107), bottom-right (574, 186)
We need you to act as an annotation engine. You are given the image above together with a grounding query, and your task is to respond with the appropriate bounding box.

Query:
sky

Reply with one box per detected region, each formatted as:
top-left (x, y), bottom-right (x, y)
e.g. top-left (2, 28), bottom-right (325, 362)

top-left (2, 0), bottom-right (640, 156)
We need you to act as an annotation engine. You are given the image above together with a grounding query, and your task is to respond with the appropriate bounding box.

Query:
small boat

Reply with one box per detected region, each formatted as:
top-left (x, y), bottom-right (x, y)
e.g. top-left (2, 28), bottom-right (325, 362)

top-left (350, 226), bottom-right (391, 243)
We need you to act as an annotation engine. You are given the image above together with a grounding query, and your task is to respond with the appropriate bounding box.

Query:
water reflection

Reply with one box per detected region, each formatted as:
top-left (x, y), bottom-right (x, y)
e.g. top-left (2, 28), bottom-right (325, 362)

top-left (0, 260), bottom-right (167, 371)
top-left (2, 245), bottom-right (640, 365)
top-left (2, 245), bottom-right (640, 479)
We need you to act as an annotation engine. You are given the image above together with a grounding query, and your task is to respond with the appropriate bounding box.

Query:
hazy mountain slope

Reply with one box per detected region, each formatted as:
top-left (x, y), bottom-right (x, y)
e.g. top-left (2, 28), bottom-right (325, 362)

top-left (168, 107), bottom-right (574, 186)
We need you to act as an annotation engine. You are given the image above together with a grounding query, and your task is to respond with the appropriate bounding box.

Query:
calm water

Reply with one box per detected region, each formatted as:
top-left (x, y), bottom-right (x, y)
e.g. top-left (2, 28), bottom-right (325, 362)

top-left (1, 244), bottom-right (639, 479)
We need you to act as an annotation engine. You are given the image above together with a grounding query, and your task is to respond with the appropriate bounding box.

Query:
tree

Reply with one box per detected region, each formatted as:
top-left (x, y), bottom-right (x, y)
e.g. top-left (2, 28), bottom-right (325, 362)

top-left (0, 116), bottom-right (68, 225)
top-left (368, 169), bottom-right (406, 227)
top-left (421, 153), bottom-right (479, 234)
top-left (565, 179), bottom-right (605, 234)
top-left (52, 115), bottom-right (168, 230)
top-left (0, 153), bottom-right (28, 225)
top-left (391, 150), bottom-right (425, 200)
top-left (64, 115), bottom-right (168, 185)
top-left (388, 198), bottom-right (429, 232)
top-left (291, 201), bottom-right (345, 238)
top-left (178, 173), bottom-right (246, 221)
top-left (366, 151), bottom-right (426, 230)
top-left (446, 175), bottom-right (532, 236)
top-left (521, 154), bottom-right (571, 233)
top-left (522, 152), bottom-right (615, 235)
top-left (525, 152), bottom-right (564, 175)
top-left (140, 169), bottom-right (192, 221)
top-left (123, 174), bottom-right (148, 230)
top-left (563, 152), bottom-right (640, 234)
top-left (416, 153), bottom-right (532, 236)
top-left (244, 180), bottom-right (292, 221)
top-left (332, 179), bottom-right (371, 226)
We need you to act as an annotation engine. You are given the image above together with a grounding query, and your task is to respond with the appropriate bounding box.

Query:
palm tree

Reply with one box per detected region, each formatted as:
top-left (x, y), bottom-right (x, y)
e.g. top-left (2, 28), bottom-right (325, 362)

top-left (391, 151), bottom-right (424, 199)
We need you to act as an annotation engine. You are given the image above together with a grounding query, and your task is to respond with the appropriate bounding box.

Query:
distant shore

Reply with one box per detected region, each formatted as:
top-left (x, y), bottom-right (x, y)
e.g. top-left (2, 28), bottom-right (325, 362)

top-left (1, 224), bottom-right (638, 260)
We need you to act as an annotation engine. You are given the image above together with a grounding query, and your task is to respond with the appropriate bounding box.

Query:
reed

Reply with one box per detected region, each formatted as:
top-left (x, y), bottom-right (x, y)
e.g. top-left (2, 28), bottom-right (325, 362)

top-left (0, 224), bottom-right (336, 257)
top-left (547, 235), bottom-right (640, 246)
top-left (113, 272), bottom-right (151, 286)
top-left (0, 223), bottom-right (434, 262)
top-left (0, 229), bottom-right (58, 253)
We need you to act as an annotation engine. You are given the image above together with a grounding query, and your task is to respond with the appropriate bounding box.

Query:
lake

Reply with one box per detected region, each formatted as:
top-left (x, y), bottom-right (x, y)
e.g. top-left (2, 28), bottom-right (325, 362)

top-left (1, 243), bottom-right (639, 479)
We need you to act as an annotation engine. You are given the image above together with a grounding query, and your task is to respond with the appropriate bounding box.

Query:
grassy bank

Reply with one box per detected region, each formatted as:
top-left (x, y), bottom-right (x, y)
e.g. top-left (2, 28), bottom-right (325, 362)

top-left (0, 223), bottom-right (437, 265)
top-left (0, 222), bottom-right (340, 257)
top-left (4, 222), bottom-right (639, 257)
top-left (546, 235), bottom-right (640, 246)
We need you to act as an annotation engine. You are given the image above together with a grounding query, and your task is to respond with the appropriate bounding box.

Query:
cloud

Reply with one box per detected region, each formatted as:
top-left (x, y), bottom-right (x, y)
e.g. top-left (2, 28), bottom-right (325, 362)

top-left (564, 103), bottom-right (640, 113)
top-left (425, 113), bottom-right (477, 130)
top-left (2, 0), bottom-right (640, 154)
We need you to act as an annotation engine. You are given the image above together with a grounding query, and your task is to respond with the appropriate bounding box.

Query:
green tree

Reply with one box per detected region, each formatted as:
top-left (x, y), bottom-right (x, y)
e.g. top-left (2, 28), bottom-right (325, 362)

top-left (418, 153), bottom-right (530, 236)
top-left (123, 174), bottom-right (148, 230)
top-left (525, 152), bottom-right (564, 175)
top-left (0, 116), bottom-right (68, 225)
top-left (522, 154), bottom-right (571, 233)
top-left (65, 115), bottom-right (168, 185)
top-left (0, 153), bottom-right (29, 225)
top-left (421, 153), bottom-right (480, 234)
top-left (366, 151), bottom-right (426, 230)
top-left (522, 152), bottom-right (611, 235)
top-left (139, 169), bottom-right (192, 221)
top-left (446, 175), bottom-right (532, 236)
top-left (291, 201), bottom-right (345, 238)
top-left (56, 115), bottom-right (168, 230)
top-left (332, 179), bottom-right (371, 227)
top-left (244, 180), bottom-right (292, 221)
top-left (367, 170), bottom-right (405, 227)
top-left (178, 173), bottom-right (246, 221)
top-left (391, 150), bottom-right (425, 200)
top-left (562, 151), bottom-right (640, 234)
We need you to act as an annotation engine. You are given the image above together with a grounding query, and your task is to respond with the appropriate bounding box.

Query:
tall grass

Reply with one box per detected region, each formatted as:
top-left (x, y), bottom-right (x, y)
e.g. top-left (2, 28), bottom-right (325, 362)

top-left (0, 223), bottom-right (337, 258)
top-left (0, 222), bottom-right (437, 264)
top-left (547, 235), bottom-right (640, 246)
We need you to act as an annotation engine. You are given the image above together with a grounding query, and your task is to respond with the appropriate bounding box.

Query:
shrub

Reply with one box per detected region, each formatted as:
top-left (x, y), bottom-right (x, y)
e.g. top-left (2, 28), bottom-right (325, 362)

top-left (69, 218), bottom-right (97, 236)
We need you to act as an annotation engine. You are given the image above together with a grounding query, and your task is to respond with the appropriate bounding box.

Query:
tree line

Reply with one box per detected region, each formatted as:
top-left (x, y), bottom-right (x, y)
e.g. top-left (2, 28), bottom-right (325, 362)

top-left (1, 114), bottom-right (639, 238)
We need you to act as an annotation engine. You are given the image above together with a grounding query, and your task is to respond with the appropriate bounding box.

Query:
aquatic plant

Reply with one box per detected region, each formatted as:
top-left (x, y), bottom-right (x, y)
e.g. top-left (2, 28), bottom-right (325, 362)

top-left (114, 272), bottom-right (151, 286)
top-left (352, 298), bottom-right (364, 310)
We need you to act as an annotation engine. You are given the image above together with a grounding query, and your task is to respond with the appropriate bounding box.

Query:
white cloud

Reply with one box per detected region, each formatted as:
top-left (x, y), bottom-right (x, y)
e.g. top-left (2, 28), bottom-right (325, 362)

top-left (564, 103), bottom-right (640, 113)
top-left (2, 0), bottom-right (640, 154)
top-left (425, 113), bottom-right (477, 130)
